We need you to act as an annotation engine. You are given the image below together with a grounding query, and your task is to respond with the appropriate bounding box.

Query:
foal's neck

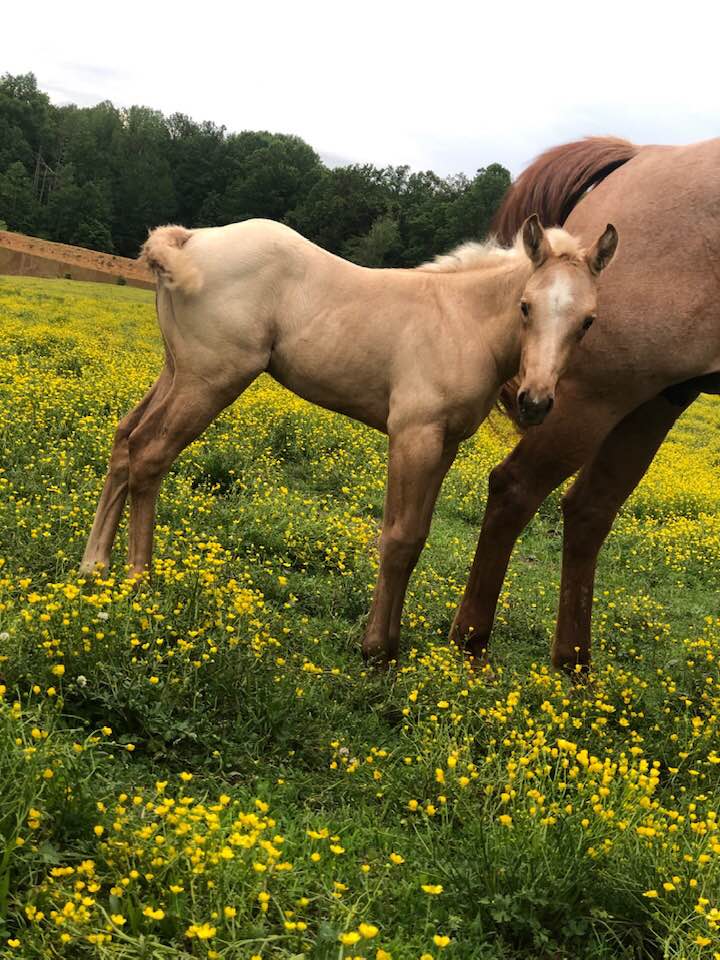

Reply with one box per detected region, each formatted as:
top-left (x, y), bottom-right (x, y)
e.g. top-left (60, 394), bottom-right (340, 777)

top-left (458, 257), bottom-right (532, 384)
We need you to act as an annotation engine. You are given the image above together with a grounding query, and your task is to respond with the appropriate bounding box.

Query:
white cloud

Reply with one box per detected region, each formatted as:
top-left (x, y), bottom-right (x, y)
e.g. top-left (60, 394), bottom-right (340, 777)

top-left (4, 0), bottom-right (719, 175)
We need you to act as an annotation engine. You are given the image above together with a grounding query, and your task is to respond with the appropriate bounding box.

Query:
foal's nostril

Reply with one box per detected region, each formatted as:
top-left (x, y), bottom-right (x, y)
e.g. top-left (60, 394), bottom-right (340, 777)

top-left (517, 390), bottom-right (528, 410)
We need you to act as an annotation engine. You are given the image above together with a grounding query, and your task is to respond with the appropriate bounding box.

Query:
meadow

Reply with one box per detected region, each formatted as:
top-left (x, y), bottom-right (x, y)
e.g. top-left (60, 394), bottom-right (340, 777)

top-left (0, 276), bottom-right (718, 960)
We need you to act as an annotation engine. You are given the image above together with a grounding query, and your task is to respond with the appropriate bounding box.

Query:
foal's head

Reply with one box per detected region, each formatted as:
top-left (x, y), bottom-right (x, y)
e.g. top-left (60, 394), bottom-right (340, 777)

top-left (515, 215), bottom-right (618, 427)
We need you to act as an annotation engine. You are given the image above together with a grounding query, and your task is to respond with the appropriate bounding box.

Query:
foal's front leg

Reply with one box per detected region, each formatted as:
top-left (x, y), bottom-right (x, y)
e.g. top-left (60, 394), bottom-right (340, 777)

top-left (363, 423), bottom-right (458, 663)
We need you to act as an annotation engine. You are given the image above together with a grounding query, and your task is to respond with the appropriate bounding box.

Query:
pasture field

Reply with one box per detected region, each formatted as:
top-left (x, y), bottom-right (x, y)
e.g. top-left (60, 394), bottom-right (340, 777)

top-left (0, 277), bottom-right (719, 960)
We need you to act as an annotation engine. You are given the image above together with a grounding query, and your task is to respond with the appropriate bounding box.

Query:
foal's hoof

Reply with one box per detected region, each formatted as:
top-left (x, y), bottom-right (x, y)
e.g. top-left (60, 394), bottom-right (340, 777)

top-left (78, 559), bottom-right (107, 578)
top-left (125, 567), bottom-right (151, 592)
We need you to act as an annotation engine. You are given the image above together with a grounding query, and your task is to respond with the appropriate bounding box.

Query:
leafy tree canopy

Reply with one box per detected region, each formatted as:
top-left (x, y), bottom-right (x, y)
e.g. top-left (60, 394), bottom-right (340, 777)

top-left (0, 72), bottom-right (511, 264)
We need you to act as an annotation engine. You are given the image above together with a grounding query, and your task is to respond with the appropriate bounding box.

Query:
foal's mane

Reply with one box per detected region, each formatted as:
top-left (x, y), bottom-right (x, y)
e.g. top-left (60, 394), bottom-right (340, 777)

top-left (417, 227), bottom-right (585, 274)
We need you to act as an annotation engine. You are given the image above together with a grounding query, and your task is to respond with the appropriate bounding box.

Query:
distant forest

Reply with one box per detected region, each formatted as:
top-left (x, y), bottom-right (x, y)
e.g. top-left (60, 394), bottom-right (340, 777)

top-left (0, 72), bottom-right (512, 266)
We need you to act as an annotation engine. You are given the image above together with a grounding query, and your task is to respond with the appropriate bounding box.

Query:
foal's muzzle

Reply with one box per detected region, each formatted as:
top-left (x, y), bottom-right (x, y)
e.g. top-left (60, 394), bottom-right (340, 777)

top-left (517, 390), bottom-right (554, 427)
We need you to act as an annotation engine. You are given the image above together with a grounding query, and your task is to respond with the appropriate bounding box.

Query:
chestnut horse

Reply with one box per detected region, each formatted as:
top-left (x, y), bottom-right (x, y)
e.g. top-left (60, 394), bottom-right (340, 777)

top-left (450, 136), bottom-right (720, 673)
top-left (80, 215), bottom-right (616, 661)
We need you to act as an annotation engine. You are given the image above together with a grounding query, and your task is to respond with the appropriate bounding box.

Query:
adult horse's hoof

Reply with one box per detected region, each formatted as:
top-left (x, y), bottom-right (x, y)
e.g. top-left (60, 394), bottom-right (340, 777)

top-left (449, 618), bottom-right (489, 660)
top-left (361, 635), bottom-right (397, 668)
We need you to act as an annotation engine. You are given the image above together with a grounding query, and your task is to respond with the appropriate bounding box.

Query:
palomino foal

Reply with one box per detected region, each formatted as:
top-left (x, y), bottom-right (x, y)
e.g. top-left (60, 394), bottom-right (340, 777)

top-left (80, 215), bottom-right (617, 662)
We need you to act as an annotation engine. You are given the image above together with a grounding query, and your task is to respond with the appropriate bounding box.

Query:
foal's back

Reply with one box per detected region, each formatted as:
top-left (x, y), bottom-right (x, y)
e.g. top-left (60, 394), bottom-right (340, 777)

top-left (167, 219), bottom-right (458, 433)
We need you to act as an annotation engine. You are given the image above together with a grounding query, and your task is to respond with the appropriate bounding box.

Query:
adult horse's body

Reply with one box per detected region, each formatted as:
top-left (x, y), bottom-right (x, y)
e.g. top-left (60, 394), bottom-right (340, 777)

top-left (450, 136), bottom-right (720, 672)
top-left (80, 215), bottom-right (615, 661)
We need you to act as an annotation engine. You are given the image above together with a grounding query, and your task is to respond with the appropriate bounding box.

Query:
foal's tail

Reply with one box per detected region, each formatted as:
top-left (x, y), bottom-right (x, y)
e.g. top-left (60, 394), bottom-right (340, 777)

top-left (139, 225), bottom-right (203, 295)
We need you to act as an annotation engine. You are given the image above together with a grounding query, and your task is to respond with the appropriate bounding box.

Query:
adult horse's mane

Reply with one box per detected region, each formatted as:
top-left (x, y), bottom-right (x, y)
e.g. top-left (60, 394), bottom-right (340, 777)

top-left (494, 136), bottom-right (640, 424)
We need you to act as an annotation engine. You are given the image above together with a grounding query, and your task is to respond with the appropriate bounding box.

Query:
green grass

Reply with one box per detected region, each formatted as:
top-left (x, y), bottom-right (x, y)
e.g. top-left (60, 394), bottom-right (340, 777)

top-left (0, 276), bottom-right (718, 959)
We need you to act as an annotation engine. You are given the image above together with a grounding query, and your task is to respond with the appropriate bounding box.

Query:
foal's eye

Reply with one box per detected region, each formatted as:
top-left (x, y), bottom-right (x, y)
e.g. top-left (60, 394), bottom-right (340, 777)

top-left (582, 315), bottom-right (596, 331)
top-left (520, 300), bottom-right (530, 319)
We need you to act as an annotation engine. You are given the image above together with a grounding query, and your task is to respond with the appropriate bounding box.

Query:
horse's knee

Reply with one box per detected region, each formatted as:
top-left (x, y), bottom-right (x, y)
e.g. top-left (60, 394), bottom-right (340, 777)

top-left (485, 462), bottom-right (533, 523)
top-left (381, 526), bottom-right (426, 566)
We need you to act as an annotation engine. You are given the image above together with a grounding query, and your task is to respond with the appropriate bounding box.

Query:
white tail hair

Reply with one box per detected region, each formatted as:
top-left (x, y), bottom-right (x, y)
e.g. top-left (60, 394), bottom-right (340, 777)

top-left (139, 225), bottom-right (203, 295)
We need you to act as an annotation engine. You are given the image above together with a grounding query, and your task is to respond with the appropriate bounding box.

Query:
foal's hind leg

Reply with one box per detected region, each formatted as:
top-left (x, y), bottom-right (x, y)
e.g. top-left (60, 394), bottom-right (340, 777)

top-left (125, 366), bottom-right (262, 576)
top-left (363, 424), bottom-right (458, 663)
top-left (553, 394), bottom-right (687, 674)
top-left (80, 367), bottom-right (172, 575)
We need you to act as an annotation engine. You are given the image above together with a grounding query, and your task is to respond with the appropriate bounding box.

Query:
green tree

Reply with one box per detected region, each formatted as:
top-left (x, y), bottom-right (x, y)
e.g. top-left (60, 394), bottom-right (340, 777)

top-left (110, 106), bottom-right (176, 256)
top-left (342, 214), bottom-right (402, 267)
top-left (0, 73), bottom-right (512, 263)
top-left (167, 113), bottom-right (227, 226)
top-left (445, 163), bottom-right (512, 243)
top-left (222, 132), bottom-right (323, 224)
top-left (0, 161), bottom-right (39, 233)
top-left (42, 167), bottom-right (114, 251)
top-left (0, 73), bottom-right (55, 173)
top-left (291, 164), bottom-right (390, 253)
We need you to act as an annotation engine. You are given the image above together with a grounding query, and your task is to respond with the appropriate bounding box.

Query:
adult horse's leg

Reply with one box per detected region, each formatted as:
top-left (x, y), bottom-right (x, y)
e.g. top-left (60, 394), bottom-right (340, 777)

top-left (126, 366), bottom-right (262, 576)
top-left (80, 365), bottom-right (172, 575)
top-left (553, 393), bottom-right (689, 673)
top-left (363, 424), bottom-right (458, 663)
top-left (450, 402), bottom-right (618, 658)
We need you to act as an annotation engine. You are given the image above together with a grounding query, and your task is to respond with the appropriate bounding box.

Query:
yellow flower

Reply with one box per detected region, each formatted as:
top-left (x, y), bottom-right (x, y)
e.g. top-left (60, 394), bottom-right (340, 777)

top-left (498, 814), bottom-right (512, 827)
top-left (376, 951), bottom-right (392, 960)
top-left (434, 934), bottom-right (451, 948)
top-left (389, 852), bottom-right (405, 865)
top-left (51, 663), bottom-right (65, 676)
top-left (339, 931), bottom-right (362, 945)
top-left (110, 915), bottom-right (126, 926)
top-left (143, 906), bottom-right (165, 920)
top-left (358, 922), bottom-right (379, 938)
top-left (223, 906), bottom-right (236, 919)
top-left (186, 922), bottom-right (216, 940)
top-left (179, 772), bottom-right (193, 782)
top-left (643, 890), bottom-right (658, 898)
top-left (421, 884), bottom-right (443, 895)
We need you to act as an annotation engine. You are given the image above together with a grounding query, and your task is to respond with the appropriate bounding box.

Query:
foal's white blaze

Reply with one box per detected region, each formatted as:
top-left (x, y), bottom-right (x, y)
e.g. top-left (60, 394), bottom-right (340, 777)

top-left (547, 274), bottom-right (574, 316)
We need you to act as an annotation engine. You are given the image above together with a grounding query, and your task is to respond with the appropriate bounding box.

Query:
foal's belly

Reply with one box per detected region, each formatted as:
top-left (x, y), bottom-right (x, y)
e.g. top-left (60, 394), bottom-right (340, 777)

top-left (267, 356), bottom-right (390, 434)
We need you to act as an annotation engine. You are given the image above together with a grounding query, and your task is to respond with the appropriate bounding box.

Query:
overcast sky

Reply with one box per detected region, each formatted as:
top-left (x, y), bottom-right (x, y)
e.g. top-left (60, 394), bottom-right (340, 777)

top-left (5, 0), bottom-right (719, 177)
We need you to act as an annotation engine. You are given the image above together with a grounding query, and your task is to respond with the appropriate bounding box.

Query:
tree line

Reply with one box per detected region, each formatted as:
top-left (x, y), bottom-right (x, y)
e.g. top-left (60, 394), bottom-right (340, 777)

top-left (0, 72), bottom-right (511, 266)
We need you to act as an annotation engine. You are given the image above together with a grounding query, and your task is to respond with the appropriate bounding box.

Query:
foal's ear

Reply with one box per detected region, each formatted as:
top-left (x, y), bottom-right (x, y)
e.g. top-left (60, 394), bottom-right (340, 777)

top-left (587, 223), bottom-right (618, 275)
top-left (522, 214), bottom-right (551, 267)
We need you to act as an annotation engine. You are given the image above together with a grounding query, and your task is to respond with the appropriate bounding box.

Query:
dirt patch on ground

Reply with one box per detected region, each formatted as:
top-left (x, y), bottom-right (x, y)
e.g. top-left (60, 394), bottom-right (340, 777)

top-left (0, 230), bottom-right (155, 289)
